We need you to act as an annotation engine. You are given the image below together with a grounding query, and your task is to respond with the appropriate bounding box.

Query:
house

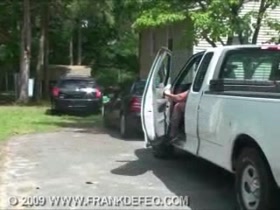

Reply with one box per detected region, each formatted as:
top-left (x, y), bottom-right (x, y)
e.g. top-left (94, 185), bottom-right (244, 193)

top-left (138, 1), bottom-right (280, 79)
top-left (139, 17), bottom-right (194, 80)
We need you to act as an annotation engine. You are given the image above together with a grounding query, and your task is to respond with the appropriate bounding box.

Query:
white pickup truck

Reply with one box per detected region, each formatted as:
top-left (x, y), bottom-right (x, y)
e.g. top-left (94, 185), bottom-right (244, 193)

top-left (141, 44), bottom-right (280, 210)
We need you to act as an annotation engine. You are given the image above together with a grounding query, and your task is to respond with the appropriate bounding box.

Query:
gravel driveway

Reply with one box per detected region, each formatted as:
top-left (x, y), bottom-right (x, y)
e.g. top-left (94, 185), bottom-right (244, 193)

top-left (0, 124), bottom-right (237, 210)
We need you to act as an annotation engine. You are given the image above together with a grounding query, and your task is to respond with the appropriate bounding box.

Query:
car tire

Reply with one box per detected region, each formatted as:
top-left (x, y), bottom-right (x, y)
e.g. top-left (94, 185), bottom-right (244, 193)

top-left (152, 141), bottom-right (174, 159)
top-left (120, 114), bottom-right (131, 139)
top-left (93, 106), bottom-right (101, 115)
top-left (235, 148), bottom-right (276, 210)
top-left (50, 102), bottom-right (60, 115)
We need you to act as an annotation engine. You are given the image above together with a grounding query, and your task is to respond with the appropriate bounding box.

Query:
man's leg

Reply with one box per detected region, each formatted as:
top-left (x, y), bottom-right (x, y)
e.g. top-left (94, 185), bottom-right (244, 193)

top-left (169, 102), bottom-right (185, 139)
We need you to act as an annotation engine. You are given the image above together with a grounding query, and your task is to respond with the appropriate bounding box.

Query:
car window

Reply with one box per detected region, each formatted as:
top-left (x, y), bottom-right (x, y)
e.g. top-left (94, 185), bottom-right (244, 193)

top-left (219, 48), bottom-right (280, 81)
top-left (132, 81), bottom-right (146, 95)
top-left (58, 79), bottom-right (96, 89)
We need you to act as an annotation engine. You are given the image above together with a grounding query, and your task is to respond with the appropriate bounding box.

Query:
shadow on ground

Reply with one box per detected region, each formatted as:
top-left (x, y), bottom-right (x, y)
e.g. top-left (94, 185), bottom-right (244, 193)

top-left (43, 109), bottom-right (104, 130)
top-left (43, 109), bottom-right (144, 141)
top-left (111, 148), bottom-right (237, 210)
top-left (111, 148), bottom-right (280, 210)
top-left (0, 91), bottom-right (15, 105)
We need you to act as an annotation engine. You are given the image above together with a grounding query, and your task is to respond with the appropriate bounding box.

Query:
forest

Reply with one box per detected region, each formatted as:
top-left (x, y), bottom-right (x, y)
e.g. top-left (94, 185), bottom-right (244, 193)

top-left (0, 0), bottom-right (280, 103)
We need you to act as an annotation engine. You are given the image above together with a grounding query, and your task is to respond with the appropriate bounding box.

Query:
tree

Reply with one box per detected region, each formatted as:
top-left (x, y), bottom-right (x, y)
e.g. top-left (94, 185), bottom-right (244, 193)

top-left (34, 1), bottom-right (49, 101)
top-left (266, 18), bottom-right (280, 42)
top-left (0, 0), bottom-right (140, 98)
top-left (0, 1), bottom-right (21, 92)
top-left (64, 0), bottom-right (114, 65)
top-left (132, 0), bottom-right (188, 29)
top-left (133, 0), bottom-right (280, 46)
top-left (251, 0), bottom-right (279, 44)
top-left (18, 0), bottom-right (31, 103)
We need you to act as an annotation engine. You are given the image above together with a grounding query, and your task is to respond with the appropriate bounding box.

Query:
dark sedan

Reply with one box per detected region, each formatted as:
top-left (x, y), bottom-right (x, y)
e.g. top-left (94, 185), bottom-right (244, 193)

top-left (50, 76), bottom-right (102, 114)
top-left (102, 80), bottom-right (146, 138)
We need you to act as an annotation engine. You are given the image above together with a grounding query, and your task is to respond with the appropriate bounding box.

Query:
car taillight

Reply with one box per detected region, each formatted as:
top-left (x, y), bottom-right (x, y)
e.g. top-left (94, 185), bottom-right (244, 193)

top-left (96, 89), bottom-right (102, 98)
top-left (130, 97), bottom-right (141, 112)
top-left (52, 87), bottom-right (60, 97)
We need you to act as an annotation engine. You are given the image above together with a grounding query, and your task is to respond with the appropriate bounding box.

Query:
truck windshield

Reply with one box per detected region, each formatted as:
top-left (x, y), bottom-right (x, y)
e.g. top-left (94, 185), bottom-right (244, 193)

top-left (220, 48), bottom-right (280, 81)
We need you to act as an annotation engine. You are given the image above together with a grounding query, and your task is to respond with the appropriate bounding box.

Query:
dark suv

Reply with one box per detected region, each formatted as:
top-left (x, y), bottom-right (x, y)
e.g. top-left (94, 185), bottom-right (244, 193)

top-left (51, 76), bottom-right (102, 113)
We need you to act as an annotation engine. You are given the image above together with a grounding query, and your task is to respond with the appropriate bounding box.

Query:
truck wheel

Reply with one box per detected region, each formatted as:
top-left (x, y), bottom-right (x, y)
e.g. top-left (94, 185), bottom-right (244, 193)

top-left (152, 142), bottom-right (174, 159)
top-left (235, 148), bottom-right (276, 210)
top-left (120, 114), bottom-right (131, 139)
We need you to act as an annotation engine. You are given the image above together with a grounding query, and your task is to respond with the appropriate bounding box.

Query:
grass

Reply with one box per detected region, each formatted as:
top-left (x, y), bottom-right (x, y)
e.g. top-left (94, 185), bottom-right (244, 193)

top-left (0, 105), bottom-right (102, 141)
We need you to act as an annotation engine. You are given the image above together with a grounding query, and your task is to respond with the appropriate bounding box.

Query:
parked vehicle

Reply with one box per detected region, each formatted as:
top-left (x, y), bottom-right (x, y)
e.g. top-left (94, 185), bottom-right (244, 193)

top-left (103, 79), bottom-right (146, 138)
top-left (141, 45), bottom-right (280, 210)
top-left (51, 76), bottom-right (102, 113)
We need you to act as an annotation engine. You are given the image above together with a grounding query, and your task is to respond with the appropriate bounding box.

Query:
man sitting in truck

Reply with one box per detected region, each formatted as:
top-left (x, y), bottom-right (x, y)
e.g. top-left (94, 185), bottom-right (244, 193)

top-left (164, 90), bottom-right (189, 142)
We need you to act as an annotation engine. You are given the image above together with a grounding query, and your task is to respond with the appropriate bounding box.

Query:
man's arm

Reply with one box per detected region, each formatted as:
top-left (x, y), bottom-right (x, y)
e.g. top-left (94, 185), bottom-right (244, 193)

top-left (164, 90), bottom-right (188, 103)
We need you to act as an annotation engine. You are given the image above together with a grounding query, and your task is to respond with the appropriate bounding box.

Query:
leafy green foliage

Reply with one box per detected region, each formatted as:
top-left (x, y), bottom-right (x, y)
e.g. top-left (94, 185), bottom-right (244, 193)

top-left (0, 1), bottom-right (21, 71)
top-left (132, 0), bottom-right (187, 29)
top-left (266, 18), bottom-right (280, 42)
top-left (0, 0), bottom-right (139, 94)
top-left (189, 0), bottom-right (249, 45)
top-left (133, 0), bottom-right (280, 46)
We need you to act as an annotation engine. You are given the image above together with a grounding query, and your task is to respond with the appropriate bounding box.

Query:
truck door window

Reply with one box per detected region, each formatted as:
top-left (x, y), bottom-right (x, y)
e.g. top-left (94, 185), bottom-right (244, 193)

top-left (173, 55), bottom-right (203, 94)
top-left (154, 55), bottom-right (170, 88)
top-left (178, 56), bottom-right (202, 85)
top-left (193, 52), bottom-right (214, 92)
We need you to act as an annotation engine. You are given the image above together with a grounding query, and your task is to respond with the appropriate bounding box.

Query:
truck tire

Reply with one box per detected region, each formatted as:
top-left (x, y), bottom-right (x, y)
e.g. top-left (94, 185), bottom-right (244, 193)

top-left (235, 148), bottom-right (276, 210)
top-left (152, 142), bottom-right (174, 159)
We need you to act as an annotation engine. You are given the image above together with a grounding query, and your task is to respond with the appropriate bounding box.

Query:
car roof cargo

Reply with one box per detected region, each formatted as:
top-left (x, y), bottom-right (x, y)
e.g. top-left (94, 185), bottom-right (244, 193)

top-left (48, 65), bottom-right (92, 81)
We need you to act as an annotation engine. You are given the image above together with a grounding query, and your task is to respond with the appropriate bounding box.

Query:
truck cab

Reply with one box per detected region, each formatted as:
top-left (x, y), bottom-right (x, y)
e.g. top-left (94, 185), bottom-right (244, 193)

top-left (141, 44), bottom-right (280, 210)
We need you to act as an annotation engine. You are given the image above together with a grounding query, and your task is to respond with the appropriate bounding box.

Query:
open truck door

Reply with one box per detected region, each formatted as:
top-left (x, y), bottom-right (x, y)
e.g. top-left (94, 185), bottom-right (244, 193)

top-left (141, 48), bottom-right (172, 147)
